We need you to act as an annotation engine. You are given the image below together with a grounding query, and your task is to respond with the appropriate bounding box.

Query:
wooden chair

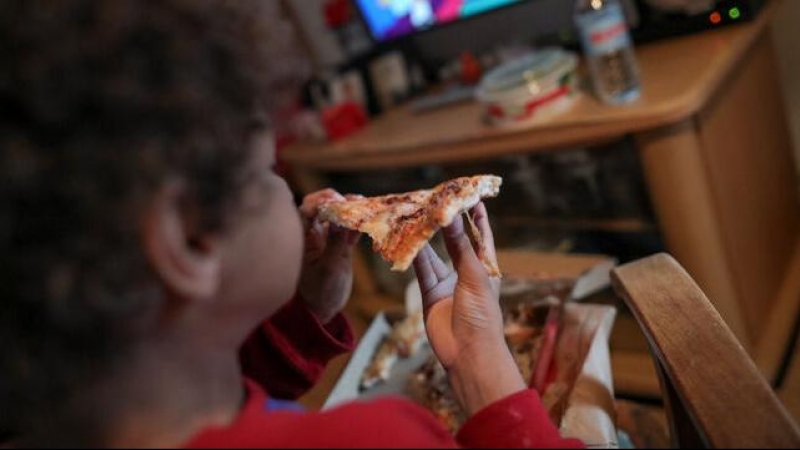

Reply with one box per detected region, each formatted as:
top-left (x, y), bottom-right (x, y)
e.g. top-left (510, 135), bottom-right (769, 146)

top-left (611, 253), bottom-right (800, 448)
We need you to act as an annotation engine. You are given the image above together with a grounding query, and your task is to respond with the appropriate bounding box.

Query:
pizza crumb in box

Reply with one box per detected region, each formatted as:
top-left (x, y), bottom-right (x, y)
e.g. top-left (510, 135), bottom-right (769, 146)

top-left (359, 311), bottom-right (425, 391)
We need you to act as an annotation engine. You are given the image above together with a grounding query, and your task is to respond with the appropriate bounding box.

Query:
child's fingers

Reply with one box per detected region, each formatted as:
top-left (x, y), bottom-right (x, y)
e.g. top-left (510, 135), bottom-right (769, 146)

top-left (303, 218), bottom-right (328, 261)
top-left (422, 244), bottom-right (450, 281)
top-left (413, 245), bottom-right (439, 295)
top-left (469, 202), bottom-right (498, 266)
top-left (323, 224), bottom-right (358, 260)
top-left (299, 189), bottom-right (345, 220)
top-left (344, 229), bottom-right (361, 246)
top-left (442, 215), bottom-right (482, 274)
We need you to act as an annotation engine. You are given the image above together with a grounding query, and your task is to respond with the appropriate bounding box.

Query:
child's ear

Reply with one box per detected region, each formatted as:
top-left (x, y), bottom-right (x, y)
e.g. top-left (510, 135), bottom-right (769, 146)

top-left (141, 180), bottom-right (221, 302)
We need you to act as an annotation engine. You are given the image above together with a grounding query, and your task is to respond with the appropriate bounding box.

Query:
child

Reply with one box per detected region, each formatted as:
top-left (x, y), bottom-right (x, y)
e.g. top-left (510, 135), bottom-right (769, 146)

top-left (0, 0), bottom-right (583, 447)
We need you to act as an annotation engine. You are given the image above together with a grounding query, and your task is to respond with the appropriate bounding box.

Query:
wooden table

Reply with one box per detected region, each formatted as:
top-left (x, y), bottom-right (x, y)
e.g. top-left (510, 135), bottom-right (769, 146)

top-left (283, 2), bottom-right (800, 397)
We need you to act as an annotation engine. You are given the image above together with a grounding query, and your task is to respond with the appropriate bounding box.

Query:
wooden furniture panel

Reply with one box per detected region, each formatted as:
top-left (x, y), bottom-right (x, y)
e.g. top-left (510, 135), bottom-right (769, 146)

top-left (612, 254), bottom-right (800, 448)
top-left (635, 121), bottom-right (750, 347)
top-left (610, 350), bottom-right (662, 398)
top-left (697, 31), bottom-right (800, 343)
top-left (756, 238), bottom-right (800, 379)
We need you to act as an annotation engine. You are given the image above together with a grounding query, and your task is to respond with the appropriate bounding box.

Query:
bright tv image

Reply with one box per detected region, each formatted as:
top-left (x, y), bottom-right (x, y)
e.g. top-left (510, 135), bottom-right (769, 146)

top-left (356, 0), bottom-right (523, 41)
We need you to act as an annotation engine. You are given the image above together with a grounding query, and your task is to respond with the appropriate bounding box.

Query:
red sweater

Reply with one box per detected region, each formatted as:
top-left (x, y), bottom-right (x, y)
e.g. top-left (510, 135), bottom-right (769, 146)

top-left (185, 299), bottom-right (584, 448)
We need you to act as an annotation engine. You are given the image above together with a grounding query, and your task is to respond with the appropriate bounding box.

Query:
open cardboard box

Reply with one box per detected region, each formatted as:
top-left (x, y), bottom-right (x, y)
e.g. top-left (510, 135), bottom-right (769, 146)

top-left (326, 251), bottom-right (620, 448)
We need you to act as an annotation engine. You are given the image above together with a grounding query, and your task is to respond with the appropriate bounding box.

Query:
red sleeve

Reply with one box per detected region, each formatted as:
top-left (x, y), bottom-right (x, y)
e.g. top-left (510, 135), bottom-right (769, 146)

top-left (187, 381), bottom-right (585, 449)
top-left (239, 297), bottom-right (355, 400)
top-left (457, 389), bottom-right (584, 448)
top-left (187, 381), bottom-right (457, 448)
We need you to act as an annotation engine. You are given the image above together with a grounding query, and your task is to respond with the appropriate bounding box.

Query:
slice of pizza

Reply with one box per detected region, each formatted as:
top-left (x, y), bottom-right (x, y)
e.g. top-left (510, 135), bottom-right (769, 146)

top-left (319, 175), bottom-right (503, 275)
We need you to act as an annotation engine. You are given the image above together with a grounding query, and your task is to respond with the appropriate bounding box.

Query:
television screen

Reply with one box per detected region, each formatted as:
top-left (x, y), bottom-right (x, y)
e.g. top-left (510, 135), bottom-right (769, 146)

top-left (356, 0), bottom-right (525, 42)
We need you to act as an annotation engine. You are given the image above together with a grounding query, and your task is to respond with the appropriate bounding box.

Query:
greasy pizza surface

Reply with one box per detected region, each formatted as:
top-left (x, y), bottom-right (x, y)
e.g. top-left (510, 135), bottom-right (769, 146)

top-left (319, 175), bottom-right (502, 271)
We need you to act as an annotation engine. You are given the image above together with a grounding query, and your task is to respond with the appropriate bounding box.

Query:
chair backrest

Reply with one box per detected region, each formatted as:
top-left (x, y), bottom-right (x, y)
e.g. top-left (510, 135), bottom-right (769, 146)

top-left (611, 253), bottom-right (800, 448)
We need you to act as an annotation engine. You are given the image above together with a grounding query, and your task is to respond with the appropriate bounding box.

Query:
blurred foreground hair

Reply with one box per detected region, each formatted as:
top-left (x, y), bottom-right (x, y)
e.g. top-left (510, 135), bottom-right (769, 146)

top-left (0, 0), bottom-right (289, 436)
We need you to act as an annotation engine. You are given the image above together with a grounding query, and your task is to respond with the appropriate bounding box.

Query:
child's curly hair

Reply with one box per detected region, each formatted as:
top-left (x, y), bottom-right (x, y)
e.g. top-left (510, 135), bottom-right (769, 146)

top-left (0, 0), bottom-right (298, 435)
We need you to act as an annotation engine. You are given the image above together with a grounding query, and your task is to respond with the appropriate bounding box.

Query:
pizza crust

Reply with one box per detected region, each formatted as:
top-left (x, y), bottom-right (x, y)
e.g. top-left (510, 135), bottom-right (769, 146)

top-left (319, 175), bottom-right (503, 273)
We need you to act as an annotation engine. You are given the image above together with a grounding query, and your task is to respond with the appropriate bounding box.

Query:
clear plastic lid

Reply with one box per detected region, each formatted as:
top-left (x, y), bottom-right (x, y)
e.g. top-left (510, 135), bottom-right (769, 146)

top-left (478, 48), bottom-right (578, 98)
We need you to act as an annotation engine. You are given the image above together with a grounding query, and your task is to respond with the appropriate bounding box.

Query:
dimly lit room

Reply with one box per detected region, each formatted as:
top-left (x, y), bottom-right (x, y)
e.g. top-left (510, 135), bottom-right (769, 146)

top-left (1, 0), bottom-right (799, 447)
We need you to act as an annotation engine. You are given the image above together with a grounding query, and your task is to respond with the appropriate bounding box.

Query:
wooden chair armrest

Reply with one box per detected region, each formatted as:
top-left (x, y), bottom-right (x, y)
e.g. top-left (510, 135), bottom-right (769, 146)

top-left (611, 253), bottom-right (800, 448)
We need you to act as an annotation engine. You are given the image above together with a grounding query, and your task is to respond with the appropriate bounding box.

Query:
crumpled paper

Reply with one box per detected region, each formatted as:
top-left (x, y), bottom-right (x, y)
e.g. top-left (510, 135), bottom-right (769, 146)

top-left (552, 303), bottom-right (619, 449)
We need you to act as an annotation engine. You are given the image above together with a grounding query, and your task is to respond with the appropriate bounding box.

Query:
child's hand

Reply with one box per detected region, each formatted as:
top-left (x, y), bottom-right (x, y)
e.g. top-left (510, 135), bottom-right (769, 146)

top-left (413, 203), bottom-right (525, 415)
top-left (298, 189), bottom-right (361, 324)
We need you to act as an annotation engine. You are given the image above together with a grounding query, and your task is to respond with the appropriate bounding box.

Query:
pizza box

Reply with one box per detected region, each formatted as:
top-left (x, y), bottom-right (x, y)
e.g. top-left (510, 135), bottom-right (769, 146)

top-left (495, 251), bottom-right (616, 299)
top-left (325, 251), bottom-right (620, 448)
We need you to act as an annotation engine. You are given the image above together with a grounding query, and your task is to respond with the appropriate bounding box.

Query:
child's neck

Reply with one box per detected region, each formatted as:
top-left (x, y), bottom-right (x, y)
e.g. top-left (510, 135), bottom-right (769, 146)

top-left (18, 319), bottom-right (248, 448)
top-left (103, 301), bottom-right (258, 447)
top-left (106, 339), bottom-right (245, 447)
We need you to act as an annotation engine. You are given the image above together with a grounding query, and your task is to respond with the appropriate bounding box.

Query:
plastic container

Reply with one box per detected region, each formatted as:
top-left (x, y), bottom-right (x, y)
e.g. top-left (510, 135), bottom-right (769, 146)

top-left (574, 0), bottom-right (641, 105)
top-left (476, 48), bottom-right (579, 127)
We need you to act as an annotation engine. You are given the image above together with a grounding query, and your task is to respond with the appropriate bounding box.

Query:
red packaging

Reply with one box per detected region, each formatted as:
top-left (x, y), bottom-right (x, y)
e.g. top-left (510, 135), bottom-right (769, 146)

top-left (324, 0), bottom-right (352, 29)
top-left (322, 102), bottom-right (368, 141)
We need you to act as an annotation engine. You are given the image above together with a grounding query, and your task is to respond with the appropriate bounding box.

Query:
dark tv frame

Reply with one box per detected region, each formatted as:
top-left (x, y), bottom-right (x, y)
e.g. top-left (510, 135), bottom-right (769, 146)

top-left (352, 0), bottom-right (540, 46)
top-left (352, 0), bottom-right (765, 50)
top-left (630, 0), bottom-right (763, 44)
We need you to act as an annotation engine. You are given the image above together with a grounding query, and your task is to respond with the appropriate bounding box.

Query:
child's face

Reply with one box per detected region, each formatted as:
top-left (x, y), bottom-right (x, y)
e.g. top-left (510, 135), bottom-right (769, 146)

top-left (216, 133), bottom-right (304, 320)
